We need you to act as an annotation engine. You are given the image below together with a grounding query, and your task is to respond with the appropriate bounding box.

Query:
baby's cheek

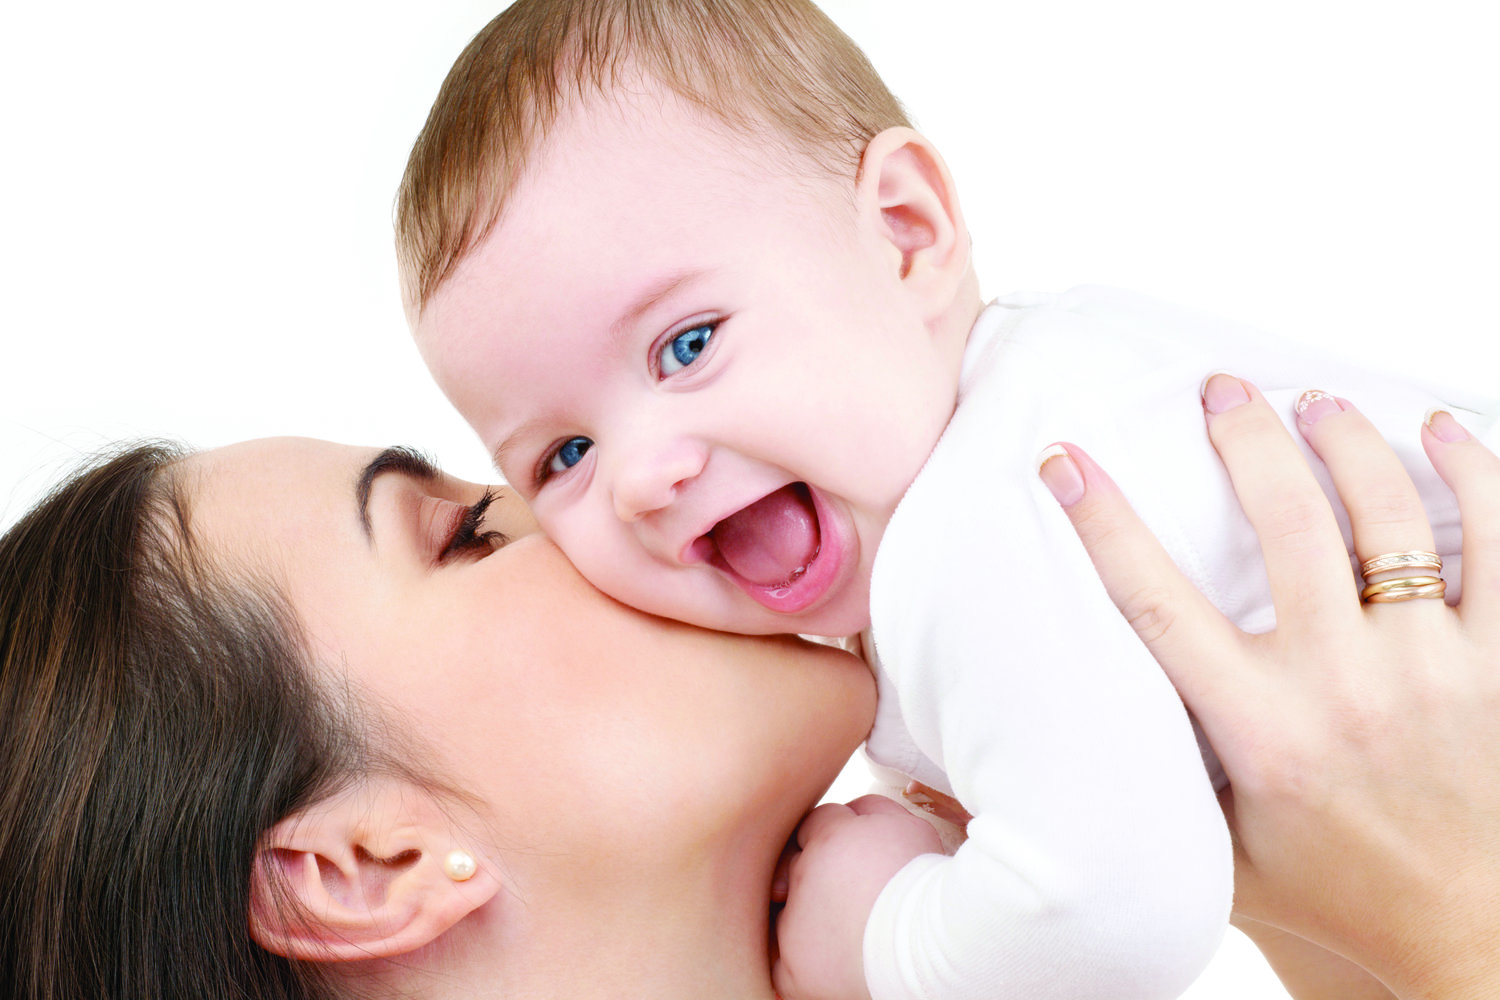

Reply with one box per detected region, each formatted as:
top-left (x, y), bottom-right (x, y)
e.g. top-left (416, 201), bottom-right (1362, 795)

top-left (533, 511), bottom-right (591, 567)
top-left (549, 519), bottom-right (636, 591)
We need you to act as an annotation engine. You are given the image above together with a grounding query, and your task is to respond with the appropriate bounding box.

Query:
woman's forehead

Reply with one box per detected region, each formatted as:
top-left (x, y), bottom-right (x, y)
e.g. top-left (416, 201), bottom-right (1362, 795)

top-left (180, 438), bottom-right (374, 570)
top-left (184, 436), bottom-right (537, 584)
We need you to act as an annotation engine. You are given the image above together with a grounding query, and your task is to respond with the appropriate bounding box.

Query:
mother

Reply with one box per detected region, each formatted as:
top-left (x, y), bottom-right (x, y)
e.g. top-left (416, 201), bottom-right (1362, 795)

top-left (0, 437), bottom-right (872, 998)
top-left (2, 401), bottom-right (1498, 1000)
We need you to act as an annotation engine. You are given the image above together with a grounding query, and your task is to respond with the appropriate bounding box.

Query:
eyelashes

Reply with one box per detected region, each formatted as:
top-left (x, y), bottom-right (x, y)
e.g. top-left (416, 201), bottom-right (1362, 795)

top-left (438, 490), bottom-right (508, 563)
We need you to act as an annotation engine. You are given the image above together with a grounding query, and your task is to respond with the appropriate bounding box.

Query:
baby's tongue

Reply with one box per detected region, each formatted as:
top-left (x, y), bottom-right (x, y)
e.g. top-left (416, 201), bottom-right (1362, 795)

top-left (711, 484), bottom-right (819, 587)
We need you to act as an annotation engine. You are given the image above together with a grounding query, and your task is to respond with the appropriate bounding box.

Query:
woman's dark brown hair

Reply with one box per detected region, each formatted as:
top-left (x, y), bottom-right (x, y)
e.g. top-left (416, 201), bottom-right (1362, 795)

top-left (0, 443), bottom-right (364, 999)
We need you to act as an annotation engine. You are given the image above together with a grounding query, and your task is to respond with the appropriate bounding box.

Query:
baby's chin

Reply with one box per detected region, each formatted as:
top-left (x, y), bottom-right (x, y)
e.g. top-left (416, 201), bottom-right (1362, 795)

top-left (796, 610), bottom-right (873, 642)
top-left (648, 596), bottom-right (866, 640)
top-left (721, 596), bottom-right (872, 641)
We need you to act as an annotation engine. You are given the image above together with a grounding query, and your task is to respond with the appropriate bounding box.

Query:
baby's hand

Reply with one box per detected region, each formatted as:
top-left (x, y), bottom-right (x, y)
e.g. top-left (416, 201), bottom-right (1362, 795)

top-left (771, 795), bottom-right (942, 1000)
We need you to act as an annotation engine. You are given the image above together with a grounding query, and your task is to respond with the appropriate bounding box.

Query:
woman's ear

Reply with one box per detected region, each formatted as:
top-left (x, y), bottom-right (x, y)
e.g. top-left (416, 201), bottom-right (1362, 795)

top-left (856, 127), bottom-right (971, 313)
top-left (248, 781), bottom-right (501, 962)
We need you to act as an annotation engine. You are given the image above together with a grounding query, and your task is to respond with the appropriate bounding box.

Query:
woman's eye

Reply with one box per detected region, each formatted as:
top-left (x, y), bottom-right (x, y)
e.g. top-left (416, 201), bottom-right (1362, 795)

top-left (658, 322), bottom-right (715, 376)
top-left (547, 436), bottom-right (593, 475)
top-left (437, 490), bottom-right (507, 564)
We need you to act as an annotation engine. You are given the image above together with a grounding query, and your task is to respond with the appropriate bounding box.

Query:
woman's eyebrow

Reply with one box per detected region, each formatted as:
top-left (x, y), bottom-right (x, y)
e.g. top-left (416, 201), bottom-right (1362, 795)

top-left (355, 446), bottom-right (441, 540)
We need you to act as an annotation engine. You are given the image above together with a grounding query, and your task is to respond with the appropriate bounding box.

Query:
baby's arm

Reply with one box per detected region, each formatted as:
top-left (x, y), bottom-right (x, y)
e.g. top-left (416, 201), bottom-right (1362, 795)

top-left (772, 797), bottom-right (941, 1000)
top-left (857, 379), bottom-right (1235, 999)
top-left (861, 627), bottom-right (1232, 1000)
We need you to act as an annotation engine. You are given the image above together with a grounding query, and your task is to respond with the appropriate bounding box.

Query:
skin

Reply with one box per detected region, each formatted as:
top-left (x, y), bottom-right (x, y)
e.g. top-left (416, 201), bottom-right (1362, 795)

top-left (416, 78), bottom-right (981, 639)
top-left (182, 437), bottom-right (876, 1000)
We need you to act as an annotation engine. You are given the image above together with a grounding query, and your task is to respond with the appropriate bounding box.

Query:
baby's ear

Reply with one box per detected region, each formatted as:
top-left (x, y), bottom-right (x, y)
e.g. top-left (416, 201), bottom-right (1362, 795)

top-left (857, 127), bottom-right (970, 313)
top-left (248, 780), bottom-right (501, 962)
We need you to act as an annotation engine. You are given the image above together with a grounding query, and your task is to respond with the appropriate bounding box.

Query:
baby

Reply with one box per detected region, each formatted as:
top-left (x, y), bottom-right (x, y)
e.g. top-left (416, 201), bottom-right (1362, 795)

top-left (397, 2), bottom-right (1496, 998)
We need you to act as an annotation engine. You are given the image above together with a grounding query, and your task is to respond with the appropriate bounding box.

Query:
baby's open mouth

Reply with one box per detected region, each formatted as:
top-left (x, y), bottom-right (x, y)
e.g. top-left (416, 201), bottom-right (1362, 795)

top-left (708, 483), bottom-right (822, 589)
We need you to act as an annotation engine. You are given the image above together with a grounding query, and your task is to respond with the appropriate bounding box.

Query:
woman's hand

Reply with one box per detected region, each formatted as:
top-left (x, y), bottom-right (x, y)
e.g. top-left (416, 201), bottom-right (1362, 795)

top-left (1039, 375), bottom-right (1500, 999)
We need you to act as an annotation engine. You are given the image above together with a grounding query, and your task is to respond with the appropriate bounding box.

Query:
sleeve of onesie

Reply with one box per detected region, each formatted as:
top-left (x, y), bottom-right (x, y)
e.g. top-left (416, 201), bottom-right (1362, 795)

top-left (861, 449), bottom-right (1233, 1000)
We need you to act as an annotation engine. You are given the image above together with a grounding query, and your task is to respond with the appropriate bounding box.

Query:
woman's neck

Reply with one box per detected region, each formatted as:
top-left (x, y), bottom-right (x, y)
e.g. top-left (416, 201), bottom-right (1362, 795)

top-left (362, 838), bottom-right (784, 1000)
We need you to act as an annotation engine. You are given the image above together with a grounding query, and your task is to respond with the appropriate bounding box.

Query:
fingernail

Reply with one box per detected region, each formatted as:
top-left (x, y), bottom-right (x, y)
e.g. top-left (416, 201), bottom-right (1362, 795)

top-left (1295, 389), bottom-right (1346, 425)
top-left (1202, 373), bottom-right (1251, 414)
top-left (1426, 408), bottom-right (1471, 443)
top-left (1038, 443), bottom-right (1085, 506)
top-left (903, 784), bottom-right (938, 815)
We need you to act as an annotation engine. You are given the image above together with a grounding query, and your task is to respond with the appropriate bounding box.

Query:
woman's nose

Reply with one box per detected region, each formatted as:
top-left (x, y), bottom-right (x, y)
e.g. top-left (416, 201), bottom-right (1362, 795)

top-left (610, 435), bottom-right (708, 522)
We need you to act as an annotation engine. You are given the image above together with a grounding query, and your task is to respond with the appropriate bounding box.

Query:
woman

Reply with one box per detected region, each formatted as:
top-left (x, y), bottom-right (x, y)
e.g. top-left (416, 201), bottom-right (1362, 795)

top-left (1, 391), bottom-right (1496, 999)
top-left (0, 437), bottom-right (874, 998)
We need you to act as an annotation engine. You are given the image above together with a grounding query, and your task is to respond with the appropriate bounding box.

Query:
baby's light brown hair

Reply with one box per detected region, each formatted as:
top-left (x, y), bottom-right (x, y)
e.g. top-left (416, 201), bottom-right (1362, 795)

top-left (395, 0), bottom-right (910, 317)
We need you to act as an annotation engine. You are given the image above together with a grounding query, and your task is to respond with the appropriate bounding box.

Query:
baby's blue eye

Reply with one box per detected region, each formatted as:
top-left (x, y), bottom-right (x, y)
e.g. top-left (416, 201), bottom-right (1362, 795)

top-left (548, 436), bottom-right (593, 475)
top-left (659, 323), bottom-right (715, 376)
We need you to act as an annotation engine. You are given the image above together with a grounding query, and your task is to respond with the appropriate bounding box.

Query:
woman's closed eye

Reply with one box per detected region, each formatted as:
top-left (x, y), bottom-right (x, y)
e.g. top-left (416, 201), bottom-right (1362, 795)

top-left (438, 489), bottom-right (508, 563)
top-left (656, 320), bottom-right (717, 377)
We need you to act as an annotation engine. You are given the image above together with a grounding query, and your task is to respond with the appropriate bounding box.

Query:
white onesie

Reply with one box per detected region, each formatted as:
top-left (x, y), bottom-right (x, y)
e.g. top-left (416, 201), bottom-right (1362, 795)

top-left (861, 285), bottom-right (1498, 1000)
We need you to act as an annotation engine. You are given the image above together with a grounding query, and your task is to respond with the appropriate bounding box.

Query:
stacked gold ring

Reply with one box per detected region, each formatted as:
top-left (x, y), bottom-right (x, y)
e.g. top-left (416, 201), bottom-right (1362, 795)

top-left (1358, 550), bottom-right (1446, 604)
top-left (1360, 576), bottom-right (1447, 603)
top-left (1359, 550), bottom-right (1443, 577)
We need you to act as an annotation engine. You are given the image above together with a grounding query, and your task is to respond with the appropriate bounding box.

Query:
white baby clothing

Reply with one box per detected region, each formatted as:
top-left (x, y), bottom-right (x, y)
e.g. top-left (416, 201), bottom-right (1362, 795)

top-left (861, 285), bottom-right (1497, 1000)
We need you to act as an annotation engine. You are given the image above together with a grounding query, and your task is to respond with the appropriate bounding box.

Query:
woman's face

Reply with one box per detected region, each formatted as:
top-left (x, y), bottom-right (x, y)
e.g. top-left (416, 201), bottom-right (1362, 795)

top-left (183, 437), bottom-right (875, 876)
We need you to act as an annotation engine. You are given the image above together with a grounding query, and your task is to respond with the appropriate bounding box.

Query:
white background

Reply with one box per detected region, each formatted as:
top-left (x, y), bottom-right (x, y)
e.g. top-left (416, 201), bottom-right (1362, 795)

top-left (4, 2), bottom-right (1498, 995)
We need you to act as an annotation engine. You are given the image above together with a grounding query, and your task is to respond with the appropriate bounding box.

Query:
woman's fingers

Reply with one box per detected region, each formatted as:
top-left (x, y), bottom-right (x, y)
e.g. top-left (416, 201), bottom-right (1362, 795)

top-left (1201, 375), bottom-right (1357, 624)
top-left (1422, 409), bottom-right (1500, 629)
top-left (1294, 390), bottom-right (1439, 588)
top-left (1040, 441), bottom-right (1240, 710)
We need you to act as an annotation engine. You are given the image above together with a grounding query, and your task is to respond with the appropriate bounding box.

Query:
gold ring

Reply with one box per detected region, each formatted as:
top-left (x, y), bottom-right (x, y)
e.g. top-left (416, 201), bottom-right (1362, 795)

top-left (1360, 576), bottom-right (1447, 603)
top-left (1359, 550), bottom-right (1442, 577)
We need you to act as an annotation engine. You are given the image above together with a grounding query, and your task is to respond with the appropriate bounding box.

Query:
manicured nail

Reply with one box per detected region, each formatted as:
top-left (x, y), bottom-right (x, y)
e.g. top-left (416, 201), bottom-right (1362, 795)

top-left (903, 782), bottom-right (938, 815)
top-left (1202, 373), bottom-right (1251, 414)
top-left (1295, 389), bottom-right (1346, 425)
top-left (1426, 408), bottom-right (1471, 443)
top-left (1038, 443), bottom-right (1085, 506)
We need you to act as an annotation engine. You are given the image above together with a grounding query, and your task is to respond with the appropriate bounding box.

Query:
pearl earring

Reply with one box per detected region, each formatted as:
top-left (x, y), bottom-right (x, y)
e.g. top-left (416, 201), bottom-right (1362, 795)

top-left (443, 849), bottom-right (477, 882)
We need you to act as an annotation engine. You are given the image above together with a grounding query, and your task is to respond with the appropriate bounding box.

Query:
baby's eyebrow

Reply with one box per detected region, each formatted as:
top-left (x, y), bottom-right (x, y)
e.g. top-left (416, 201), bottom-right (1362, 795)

top-left (607, 268), bottom-right (705, 345)
top-left (492, 423), bottom-right (545, 485)
top-left (355, 446), bottom-right (440, 539)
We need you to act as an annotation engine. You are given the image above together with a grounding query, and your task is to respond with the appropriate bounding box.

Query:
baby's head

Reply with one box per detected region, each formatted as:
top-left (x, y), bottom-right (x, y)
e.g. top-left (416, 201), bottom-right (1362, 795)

top-left (400, 0), bottom-right (982, 636)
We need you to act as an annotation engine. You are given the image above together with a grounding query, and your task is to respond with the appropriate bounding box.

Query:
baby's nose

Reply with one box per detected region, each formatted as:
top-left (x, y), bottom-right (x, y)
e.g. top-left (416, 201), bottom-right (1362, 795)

top-left (610, 436), bottom-right (707, 522)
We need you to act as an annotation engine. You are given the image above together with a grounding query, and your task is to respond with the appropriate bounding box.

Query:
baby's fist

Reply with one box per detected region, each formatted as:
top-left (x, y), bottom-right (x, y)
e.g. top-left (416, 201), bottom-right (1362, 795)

top-left (772, 795), bottom-right (942, 1000)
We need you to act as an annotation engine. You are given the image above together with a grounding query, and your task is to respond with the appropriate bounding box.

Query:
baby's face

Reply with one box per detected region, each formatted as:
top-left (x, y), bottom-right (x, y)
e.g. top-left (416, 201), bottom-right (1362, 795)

top-left (417, 83), bottom-right (959, 636)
